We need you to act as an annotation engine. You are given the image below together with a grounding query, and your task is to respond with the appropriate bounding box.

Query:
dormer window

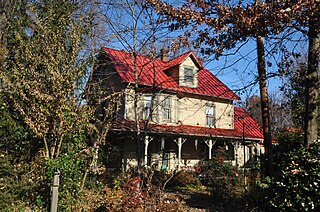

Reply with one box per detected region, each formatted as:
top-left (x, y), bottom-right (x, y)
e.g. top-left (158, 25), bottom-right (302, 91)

top-left (179, 64), bottom-right (198, 88)
top-left (184, 67), bottom-right (193, 83)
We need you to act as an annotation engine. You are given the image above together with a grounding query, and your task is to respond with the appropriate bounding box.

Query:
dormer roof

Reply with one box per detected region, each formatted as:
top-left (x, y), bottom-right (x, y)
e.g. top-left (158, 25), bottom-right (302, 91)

top-left (163, 50), bottom-right (203, 71)
top-left (101, 47), bottom-right (240, 100)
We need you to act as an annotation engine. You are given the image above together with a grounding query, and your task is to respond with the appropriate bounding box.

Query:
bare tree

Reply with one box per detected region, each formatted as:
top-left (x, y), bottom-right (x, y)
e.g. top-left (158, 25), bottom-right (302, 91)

top-left (93, 0), bottom-right (172, 169)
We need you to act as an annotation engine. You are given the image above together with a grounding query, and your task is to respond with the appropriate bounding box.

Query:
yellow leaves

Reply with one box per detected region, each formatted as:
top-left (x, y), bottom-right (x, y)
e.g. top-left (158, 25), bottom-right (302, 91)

top-left (0, 1), bottom-right (95, 151)
top-left (0, 47), bottom-right (8, 63)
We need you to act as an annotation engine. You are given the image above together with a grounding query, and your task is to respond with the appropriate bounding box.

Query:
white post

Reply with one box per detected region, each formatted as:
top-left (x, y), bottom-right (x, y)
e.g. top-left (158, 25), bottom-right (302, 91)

top-left (144, 135), bottom-right (149, 167)
top-left (178, 137), bottom-right (182, 170)
top-left (235, 141), bottom-right (239, 166)
top-left (208, 139), bottom-right (213, 159)
top-left (231, 140), bottom-right (239, 167)
top-left (205, 139), bottom-right (215, 160)
top-left (195, 139), bottom-right (198, 150)
top-left (160, 137), bottom-right (165, 169)
top-left (174, 137), bottom-right (185, 170)
top-left (257, 142), bottom-right (261, 157)
top-left (161, 137), bottom-right (165, 150)
top-left (50, 170), bottom-right (60, 212)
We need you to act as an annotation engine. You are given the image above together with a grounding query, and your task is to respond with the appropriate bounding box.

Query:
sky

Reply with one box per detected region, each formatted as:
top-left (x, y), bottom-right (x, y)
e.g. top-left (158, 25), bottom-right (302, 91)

top-left (203, 38), bottom-right (285, 102)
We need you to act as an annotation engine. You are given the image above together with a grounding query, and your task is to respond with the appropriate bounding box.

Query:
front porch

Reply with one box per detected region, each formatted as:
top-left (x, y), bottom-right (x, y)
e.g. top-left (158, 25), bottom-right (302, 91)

top-left (107, 132), bottom-right (262, 171)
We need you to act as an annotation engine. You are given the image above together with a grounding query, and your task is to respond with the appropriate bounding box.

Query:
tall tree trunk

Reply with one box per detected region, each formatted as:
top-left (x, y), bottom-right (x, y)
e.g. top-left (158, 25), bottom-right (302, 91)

top-left (304, 22), bottom-right (319, 148)
top-left (257, 35), bottom-right (273, 176)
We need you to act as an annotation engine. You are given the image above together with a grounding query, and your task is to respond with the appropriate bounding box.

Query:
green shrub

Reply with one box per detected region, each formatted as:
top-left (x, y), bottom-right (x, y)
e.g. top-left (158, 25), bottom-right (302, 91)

top-left (44, 133), bottom-right (92, 211)
top-left (192, 146), bottom-right (240, 210)
top-left (166, 171), bottom-right (202, 189)
top-left (0, 96), bottom-right (46, 211)
top-left (197, 147), bottom-right (238, 195)
top-left (267, 129), bottom-right (320, 211)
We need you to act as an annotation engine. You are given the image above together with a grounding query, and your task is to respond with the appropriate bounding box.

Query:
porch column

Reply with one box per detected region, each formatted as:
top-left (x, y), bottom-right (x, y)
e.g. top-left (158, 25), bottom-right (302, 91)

top-left (144, 136), bottom-right (149, 167)
top-left (255, 141), bottom-right (261, 161)
top-left (231, 140), bottom-right (239, 167)
top-left (209, 140), bottom-right (213, 159)
top-left (174, 137), bottom-right (186, 170)
top-left (205, 139), bottom-right (216, 159)
top-left (161, 137), bottom-right (165, 150)
top-left (160, 137), bottom-right (165, 170)
top-left (178, 138), bottom-right (182, 170)
top-left (257, 141), bottom-right (261, 157)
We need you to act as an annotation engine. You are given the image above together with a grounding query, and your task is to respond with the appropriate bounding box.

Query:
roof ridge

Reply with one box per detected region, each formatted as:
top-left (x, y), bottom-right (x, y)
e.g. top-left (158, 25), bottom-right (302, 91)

top-left (102, 47), bottom-right (166, 63)
top-left (165, 50), bottom-right (194, 63)
top-left (102, 47), bottom-right (130, 54)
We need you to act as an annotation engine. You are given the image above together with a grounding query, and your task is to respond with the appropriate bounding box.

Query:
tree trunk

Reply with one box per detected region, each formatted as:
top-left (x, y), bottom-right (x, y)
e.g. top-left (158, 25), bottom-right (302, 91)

top-left (304, 22), bottom-right (319, 148)
top-left (133, 50), bottom-right (143, 169)
top-left (256, 35), bottom-right (273, 176)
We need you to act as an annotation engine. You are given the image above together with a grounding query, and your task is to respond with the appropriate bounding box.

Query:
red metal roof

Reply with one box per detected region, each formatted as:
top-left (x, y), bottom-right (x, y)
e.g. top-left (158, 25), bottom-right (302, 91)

top-left (110, 107), bottom-right (263, 140)
top-left (102, 47), bottom-right (240, 100)
top-left (233, 107), bottom-right (264, 139)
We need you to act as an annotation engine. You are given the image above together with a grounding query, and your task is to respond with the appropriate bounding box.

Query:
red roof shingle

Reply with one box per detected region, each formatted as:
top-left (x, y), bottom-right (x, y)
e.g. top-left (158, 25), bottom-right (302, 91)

top-left (102, 47), bottom-right (240, 100)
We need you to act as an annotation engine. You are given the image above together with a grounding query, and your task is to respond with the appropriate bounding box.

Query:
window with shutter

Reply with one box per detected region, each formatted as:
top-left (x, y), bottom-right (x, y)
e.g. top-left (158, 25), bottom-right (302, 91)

top-left (163, 97), bottom-right (170, 121)
top-left (205, 105), bottom-right (215, 127)
top-left (144, 95), bottom-right (152, 120)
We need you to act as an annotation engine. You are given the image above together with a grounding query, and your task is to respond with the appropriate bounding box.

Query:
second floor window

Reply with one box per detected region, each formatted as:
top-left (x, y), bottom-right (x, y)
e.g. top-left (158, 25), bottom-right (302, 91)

top-left (163, 97), bottom-right (170, 120)
top-left (205, 105), bottom-right (215, 127)
top-left (184, 67), bottom-right (193, 83)
top-left (144, 95), bottom-right (152, 120)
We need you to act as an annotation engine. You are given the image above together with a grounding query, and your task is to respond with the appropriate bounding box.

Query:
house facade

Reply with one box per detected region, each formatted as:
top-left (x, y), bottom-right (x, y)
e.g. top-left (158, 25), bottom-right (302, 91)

top-left (88, 47), bottom-right (264, 171)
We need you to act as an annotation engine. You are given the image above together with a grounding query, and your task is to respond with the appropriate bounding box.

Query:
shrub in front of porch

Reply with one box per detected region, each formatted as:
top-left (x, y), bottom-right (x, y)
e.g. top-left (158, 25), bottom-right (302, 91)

top-left (97, 171), bottom-right (186, 211)
top-left (166, 171), bottom-right (202, 190)
top-left (99, 176), bottom-right (149, 211)
top-left (196, 147), bottom-right (239, 200)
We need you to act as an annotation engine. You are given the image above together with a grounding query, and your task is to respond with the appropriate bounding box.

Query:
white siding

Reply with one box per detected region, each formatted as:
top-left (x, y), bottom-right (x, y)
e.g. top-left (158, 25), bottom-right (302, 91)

top-left (124, 89), bottom-right (234, 129)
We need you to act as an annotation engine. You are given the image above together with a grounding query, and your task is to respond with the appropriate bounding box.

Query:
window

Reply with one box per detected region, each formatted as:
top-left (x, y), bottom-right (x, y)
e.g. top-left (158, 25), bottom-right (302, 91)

top-left (144, 95), bottom-right (152, 120)
top-left (184, 67), bottom-right (193, 83)
top-left (205, 105), bottom-right (215, 127)
top-left (163, 97), bottom-right (170, 120)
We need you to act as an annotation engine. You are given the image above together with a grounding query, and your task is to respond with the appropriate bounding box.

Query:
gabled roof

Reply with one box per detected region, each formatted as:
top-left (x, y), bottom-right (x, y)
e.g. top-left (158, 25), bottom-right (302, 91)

top-left (163, 50), bottom-right (202, 70)
top-left (110, 107), bottom-right (263, 140)
top-left (101, 47), bottom-right (240, 100)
